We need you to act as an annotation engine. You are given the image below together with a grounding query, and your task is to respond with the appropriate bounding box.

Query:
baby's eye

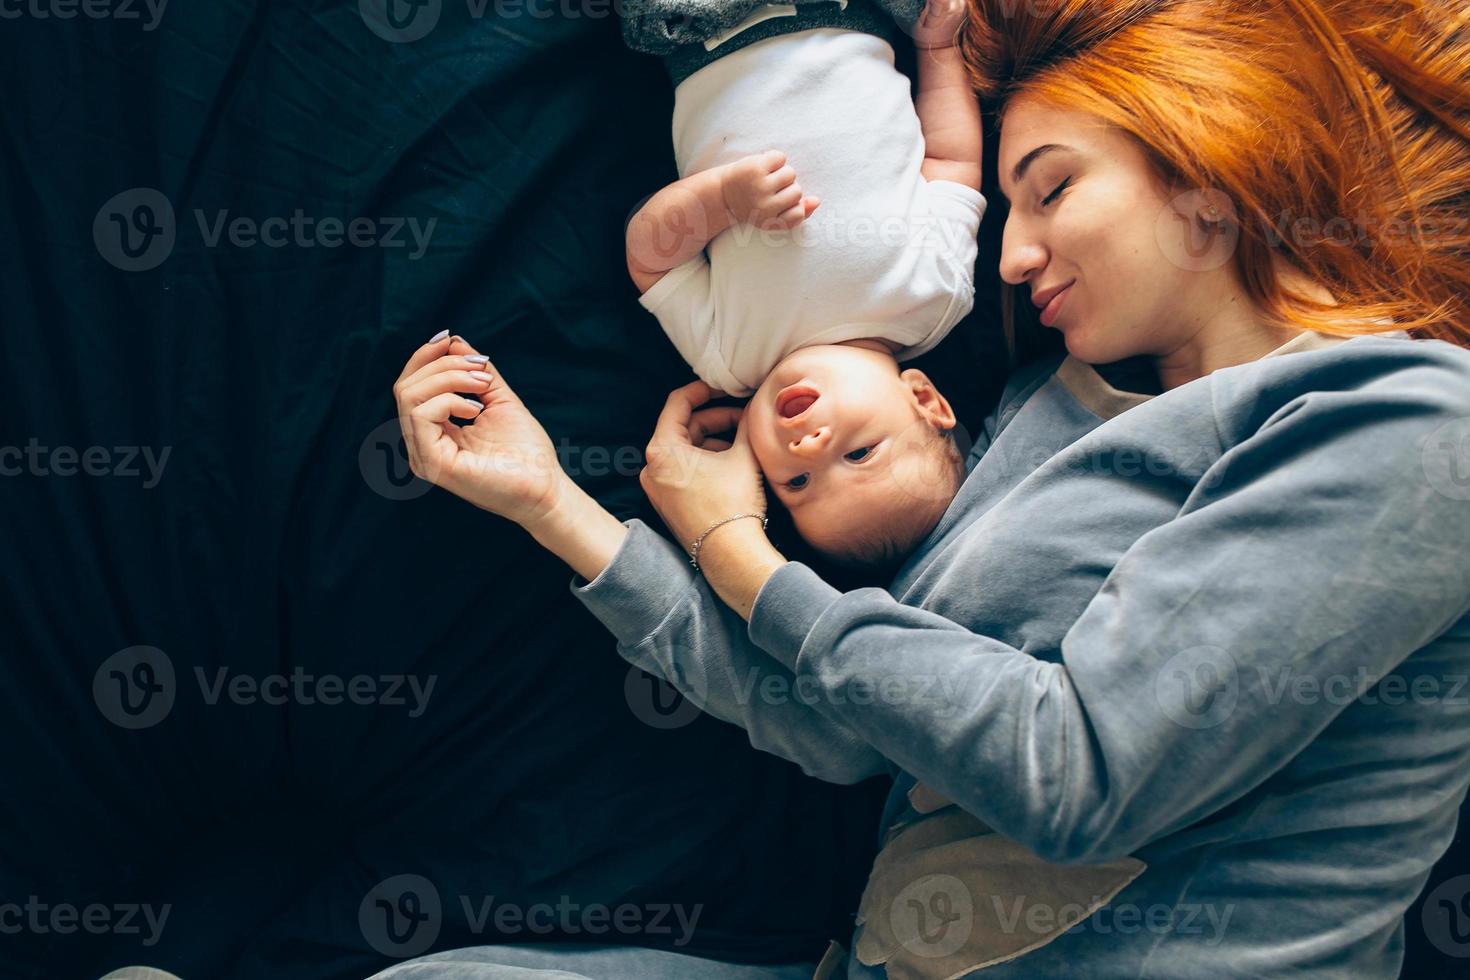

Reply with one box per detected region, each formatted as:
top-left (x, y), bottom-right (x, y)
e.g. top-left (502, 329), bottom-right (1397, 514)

top-left (786, 473), bottom-right (809, 490)
top-left (845, 447), bottom-right (874, 462)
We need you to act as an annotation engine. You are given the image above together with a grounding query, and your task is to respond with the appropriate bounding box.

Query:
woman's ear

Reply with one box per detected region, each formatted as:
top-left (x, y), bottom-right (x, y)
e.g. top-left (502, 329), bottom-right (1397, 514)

top-left (899, 368), bottom-right (957, 431)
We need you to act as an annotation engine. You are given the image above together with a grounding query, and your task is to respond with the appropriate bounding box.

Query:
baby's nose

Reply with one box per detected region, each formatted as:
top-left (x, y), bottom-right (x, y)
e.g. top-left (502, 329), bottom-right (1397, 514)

top-left (789, 426), bottom-right (832, 458)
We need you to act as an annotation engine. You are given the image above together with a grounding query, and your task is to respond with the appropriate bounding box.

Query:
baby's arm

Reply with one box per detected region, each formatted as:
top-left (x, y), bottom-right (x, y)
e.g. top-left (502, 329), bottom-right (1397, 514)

top-left (625, 150), bottom-right (820, 293)
top-left (911, 0), bottom-right (982, 190)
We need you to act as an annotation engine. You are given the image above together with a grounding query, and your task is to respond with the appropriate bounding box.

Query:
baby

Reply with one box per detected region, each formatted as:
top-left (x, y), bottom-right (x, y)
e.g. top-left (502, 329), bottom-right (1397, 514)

top-left (624, 0), bottom-right (986, 568)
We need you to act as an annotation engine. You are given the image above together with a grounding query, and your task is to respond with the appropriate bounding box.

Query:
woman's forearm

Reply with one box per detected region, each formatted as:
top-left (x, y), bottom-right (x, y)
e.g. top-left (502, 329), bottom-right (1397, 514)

top-left (532, 488), bottom-right (786, 619)
top-left (524, 477), bottom-right (631, 583)
top-left (689, 517), bottom-right (788, 621)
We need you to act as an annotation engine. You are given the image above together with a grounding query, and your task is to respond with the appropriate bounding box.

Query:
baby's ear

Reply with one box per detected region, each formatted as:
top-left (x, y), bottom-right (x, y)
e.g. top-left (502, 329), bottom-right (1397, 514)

top-left (900, 368), bottom-right (958, 431)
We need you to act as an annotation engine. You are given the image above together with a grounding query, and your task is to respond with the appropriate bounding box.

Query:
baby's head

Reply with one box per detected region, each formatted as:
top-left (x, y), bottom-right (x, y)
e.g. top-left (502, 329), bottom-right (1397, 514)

top-left (746, 342), bottom-right (968, 571)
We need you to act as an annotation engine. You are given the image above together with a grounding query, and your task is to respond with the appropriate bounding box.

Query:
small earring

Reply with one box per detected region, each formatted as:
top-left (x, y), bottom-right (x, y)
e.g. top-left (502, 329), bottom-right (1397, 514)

top-left (1205, 204), bottom-right (1223, 220)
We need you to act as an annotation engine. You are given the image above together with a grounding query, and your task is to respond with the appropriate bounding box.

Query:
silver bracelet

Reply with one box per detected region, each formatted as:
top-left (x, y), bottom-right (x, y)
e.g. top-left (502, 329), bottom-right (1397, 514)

top-left (689, 512), bottom-right (768, 570)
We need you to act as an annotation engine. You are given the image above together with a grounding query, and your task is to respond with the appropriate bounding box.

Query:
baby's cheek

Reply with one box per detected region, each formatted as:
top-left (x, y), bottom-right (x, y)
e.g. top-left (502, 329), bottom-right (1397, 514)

top-left (749, 443), bottom-right (776, 482)
top-left (889, 448), bottom-right (955, 506)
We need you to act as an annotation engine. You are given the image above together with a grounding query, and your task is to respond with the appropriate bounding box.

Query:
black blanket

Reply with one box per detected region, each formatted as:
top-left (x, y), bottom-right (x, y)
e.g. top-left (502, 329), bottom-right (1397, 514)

top-left (3, 3), bottom-right (1459, 979)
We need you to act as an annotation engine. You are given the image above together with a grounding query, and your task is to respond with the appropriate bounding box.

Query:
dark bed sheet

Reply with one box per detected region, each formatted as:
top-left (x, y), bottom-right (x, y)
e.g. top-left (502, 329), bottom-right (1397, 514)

top-left (3, 3), bottom-right (1461, 980)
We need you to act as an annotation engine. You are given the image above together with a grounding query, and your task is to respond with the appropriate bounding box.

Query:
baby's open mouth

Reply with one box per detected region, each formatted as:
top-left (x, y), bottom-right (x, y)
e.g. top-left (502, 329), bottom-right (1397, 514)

top-left (776, 384), bottom-right (820, 420)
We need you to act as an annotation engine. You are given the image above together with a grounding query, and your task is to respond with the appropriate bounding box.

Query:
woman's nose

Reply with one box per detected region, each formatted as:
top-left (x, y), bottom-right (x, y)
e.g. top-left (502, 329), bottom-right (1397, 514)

top-left (999, 219), bottom-right (1047, 286)
top-left (789, 426), bottom-right (832, 458)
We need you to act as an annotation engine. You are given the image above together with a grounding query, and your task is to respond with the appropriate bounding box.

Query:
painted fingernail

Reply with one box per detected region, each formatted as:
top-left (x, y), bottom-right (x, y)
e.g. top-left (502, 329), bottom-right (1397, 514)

top-left (430, 329), bottom-right (449, 343)
top-left (463, 396), bottom-right (485, 409)
top-left (469, 371), bottom-right (494, 383)
top-left (465, 354), bottom-right (490, 365)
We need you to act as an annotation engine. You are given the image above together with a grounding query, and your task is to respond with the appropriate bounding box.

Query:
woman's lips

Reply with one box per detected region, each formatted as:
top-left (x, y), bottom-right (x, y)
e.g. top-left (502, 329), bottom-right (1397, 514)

top-left (1039, 282), bottom-right (1075, 328)
top-left (775, 384), bottom-right (820, 421)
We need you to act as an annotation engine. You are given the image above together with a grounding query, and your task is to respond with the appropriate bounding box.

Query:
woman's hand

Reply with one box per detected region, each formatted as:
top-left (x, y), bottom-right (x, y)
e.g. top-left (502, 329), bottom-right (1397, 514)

top-left (393, 333), bottom-right (570, 528)
top-left (641, 381), bottom-right (786, 619)
top-left (640, 380), bottom-right (766, 554)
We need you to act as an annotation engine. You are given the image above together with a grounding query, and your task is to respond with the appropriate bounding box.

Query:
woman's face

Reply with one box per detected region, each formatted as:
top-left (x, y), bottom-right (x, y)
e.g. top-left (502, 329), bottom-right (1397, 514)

top-left (996, 98), bottom-right (1240, 365)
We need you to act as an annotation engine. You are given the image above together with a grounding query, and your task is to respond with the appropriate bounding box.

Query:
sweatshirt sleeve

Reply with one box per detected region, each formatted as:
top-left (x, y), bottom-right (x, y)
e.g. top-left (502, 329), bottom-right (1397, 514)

top-left (569, 519), bottom-right (892, 784)
top-left (748, 368), bottom-right (1470, 863)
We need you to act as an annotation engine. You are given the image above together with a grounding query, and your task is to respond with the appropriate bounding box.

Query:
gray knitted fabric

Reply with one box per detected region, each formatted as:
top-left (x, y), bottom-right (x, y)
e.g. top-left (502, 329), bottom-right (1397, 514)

top-left (621, 0), bottom-right (925, 55)
top-left (658, 0), bottom-right (908, 85)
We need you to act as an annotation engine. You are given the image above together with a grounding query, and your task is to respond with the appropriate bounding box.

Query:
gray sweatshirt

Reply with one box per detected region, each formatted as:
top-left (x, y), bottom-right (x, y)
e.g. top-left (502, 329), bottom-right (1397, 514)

top-left (571, 331), bottom-right (1470, 978)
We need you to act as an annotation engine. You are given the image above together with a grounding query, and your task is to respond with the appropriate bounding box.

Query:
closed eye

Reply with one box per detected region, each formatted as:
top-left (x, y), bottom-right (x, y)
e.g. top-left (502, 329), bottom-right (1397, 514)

top-left (1041, 177), bottom-right (1071, 207)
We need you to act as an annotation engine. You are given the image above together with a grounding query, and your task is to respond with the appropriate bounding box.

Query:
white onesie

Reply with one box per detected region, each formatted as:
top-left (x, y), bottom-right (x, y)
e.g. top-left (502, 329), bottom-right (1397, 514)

top-left (638, 27), bottom-right (987, 396)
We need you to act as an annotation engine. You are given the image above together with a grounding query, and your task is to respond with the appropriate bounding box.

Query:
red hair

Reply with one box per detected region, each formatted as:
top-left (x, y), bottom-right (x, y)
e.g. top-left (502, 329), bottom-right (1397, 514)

top-left (963, 0), bottom-right (1470, 349)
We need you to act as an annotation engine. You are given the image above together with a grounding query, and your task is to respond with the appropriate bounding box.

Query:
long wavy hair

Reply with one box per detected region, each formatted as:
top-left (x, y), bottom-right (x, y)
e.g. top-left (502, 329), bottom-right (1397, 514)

top-left (962, 0), bottom-right (1470, 352)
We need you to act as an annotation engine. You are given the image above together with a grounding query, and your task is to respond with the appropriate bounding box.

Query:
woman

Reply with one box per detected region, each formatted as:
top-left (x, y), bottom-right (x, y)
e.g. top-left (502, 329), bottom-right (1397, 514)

top-left (381, 0), bottom-right (1470, 976)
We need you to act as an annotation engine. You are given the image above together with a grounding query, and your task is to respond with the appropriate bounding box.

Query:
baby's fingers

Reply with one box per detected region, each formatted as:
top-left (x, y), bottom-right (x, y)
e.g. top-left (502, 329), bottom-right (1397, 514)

top-left (766, 164), bottom-right (798, 190)
top-left (771, 183), bottom-right (804, 211)
top-left (757, 149), bottom-right (787, 172)
top-left (777, 196), bottom-right (821, 228)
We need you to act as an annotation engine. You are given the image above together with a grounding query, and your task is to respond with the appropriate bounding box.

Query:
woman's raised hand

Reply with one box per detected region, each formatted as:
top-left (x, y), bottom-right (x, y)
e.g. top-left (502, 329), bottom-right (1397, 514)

top-left (393, 333), bottom-right (568, 528)
top-left (639, 380), bottom-right (768, 553)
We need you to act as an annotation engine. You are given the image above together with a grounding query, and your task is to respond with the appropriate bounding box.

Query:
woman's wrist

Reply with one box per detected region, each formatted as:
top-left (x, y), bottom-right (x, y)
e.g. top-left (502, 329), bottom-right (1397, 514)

top-left (693, 517), bottom-right (787, 622)
top-left (523, 475), bottom-right (630, 584)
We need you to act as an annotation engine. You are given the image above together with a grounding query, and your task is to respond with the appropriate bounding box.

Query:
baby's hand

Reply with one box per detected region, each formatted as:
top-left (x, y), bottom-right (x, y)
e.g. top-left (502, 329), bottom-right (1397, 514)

top-left (911, 0), bottom-right (965, 50)
top-left (720, 150), bottom-right (821, 230)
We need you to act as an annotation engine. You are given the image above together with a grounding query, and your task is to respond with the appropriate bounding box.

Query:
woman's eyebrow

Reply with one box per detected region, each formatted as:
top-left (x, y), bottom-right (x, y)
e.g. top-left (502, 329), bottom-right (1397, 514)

top-left (1002, 143), bottom-right (1069, 199)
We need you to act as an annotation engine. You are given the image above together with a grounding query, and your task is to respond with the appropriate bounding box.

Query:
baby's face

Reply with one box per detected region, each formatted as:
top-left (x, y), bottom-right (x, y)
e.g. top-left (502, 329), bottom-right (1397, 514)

top-left (746, 344), bottom-right (959, 559)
